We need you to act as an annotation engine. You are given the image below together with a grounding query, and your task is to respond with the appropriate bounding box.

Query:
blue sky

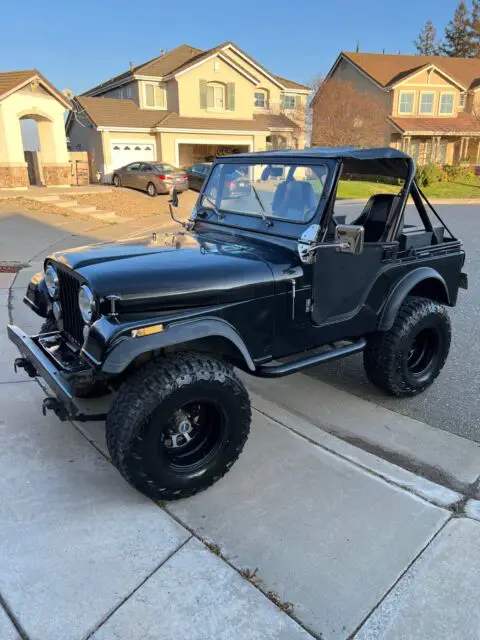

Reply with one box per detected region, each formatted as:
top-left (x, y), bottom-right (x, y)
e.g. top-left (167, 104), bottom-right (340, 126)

top-left (4, 0), bottom-right (459, 94)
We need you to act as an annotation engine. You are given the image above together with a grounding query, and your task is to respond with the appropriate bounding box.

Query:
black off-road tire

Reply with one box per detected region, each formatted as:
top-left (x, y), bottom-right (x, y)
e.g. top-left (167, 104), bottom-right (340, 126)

top-left (113, 174), bottom-right (121, 187)
top-left (363, 296), bottom-right (451, 397)
top-left (106, 351), bottom-right (251, 500)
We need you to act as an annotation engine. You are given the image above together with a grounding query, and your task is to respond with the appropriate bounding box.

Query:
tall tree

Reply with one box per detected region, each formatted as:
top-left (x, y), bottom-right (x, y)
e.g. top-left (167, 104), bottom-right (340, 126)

top-left (414, 20), bottom-right (441, 55)
top-left (467, 0), bottom-right (480, 57)
top-left (442, 1), bottom-right (472, 56)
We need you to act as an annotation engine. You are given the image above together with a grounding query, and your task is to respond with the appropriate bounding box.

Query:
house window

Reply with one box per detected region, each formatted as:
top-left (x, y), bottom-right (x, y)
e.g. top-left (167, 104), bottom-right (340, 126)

top-left (419, 92), bottom-right (434, 114)
top-left (255, 91), bottom-right (267, 108)
top-left (399, 91), bottom-right (415, 114)
top-left (281, 94), bottom-right (296, 110)
top-left (144, 82), bottom-right (166, 108)
top-left (207, 83), bottom-right (225, 110)
top-left (439, 93), bottom-right (454, 114)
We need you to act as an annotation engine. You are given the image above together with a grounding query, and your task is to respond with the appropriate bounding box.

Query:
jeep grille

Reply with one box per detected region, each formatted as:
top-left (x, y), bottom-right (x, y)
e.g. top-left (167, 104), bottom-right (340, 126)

top-left (57, 268), bottom-right (84, 344)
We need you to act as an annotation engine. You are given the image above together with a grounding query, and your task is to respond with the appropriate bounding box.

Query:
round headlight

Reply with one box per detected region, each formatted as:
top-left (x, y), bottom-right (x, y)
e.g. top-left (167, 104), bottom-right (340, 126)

top-left (45, 265), bottom-right (59, 298)
top-left (78, 285), bottom-right (96, 323)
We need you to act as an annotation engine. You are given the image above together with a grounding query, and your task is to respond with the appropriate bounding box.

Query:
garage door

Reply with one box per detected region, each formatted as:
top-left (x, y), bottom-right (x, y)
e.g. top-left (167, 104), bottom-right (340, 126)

top-left (110, 141), bottom-right (156, 170)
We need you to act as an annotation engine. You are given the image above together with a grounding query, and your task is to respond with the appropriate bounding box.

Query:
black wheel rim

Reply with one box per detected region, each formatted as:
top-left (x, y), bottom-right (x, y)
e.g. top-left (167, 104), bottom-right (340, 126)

top-left (407, 328), bottom-right (439, 376)
top-left (160, 401), bottom-right (226, 472)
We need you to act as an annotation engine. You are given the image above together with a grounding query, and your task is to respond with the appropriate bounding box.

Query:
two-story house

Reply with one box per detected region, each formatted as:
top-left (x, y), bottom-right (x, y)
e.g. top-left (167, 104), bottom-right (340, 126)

top-left (312, 52), bottom-right (480, 165)
top-left (66, 42), bottom-right (310, 181)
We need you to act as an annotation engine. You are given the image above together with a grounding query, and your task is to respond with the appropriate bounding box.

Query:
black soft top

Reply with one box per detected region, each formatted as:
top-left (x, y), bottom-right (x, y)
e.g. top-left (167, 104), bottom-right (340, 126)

top-left (234, 146), bottom-right (410, 161)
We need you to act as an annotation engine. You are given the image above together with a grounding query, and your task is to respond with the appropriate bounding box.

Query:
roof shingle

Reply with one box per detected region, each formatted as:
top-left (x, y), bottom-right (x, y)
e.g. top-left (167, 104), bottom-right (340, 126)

top-left (74, 96), bottom-right (297, 131)
top-left (343, 52), bottom-right (480, 90)
top-left (390, 112), bottom-right (480, 134)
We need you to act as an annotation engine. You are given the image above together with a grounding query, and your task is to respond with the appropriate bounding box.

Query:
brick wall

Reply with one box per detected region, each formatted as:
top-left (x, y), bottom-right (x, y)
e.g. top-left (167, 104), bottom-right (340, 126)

top-left (0, 166), bottom-right (29, 188)
top-left (42, 164), bottom-right (70, 186)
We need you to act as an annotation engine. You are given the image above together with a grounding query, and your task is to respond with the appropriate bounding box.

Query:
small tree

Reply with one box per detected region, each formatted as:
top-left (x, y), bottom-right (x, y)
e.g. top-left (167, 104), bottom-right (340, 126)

top-left (442, 1), bottom-right (472, 57)
top-left (311, 79), bottom-right (388, 148)
top-left (414, 20), bottom-right (441, 55)
top-left (468, 0), bottom-right (480, 57)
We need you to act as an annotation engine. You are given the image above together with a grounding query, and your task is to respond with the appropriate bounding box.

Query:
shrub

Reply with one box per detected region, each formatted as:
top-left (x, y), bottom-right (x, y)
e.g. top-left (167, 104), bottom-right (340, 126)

top-left (415, 164), bottom-right (448, 187)
top-left (442, 164), bottom-right (475, 181)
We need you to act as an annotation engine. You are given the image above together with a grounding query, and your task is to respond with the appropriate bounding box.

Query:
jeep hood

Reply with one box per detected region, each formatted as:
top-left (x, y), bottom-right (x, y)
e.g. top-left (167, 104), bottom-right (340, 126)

top-left (49, 230), bottom-right (287, 311)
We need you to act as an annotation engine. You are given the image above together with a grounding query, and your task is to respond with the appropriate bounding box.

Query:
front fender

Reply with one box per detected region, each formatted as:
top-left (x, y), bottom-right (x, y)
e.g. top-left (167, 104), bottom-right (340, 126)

top-left (23, 272), bottom-right (51, 319)
top-left (378, 267), bottom-right (450, 331)
top-left (96, 317), bottom-right (256, 374)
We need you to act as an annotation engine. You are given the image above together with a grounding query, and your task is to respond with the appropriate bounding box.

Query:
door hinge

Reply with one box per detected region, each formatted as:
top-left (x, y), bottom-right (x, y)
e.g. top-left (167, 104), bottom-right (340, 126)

top-left (382, 247), bottom-right (396, 261)
top-left (305, 298), bottom-right (312, 313)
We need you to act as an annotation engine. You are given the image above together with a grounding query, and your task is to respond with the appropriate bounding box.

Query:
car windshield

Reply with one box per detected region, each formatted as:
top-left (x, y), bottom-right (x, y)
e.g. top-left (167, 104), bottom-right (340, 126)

top-left (200, 162), bottom-right (328, 223)
top-left (153, 163), bottom-right (176, 173)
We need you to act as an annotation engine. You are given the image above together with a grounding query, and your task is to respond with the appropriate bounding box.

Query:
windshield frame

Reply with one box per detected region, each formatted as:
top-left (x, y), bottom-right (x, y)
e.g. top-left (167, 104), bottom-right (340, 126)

top-left (196, 157), bottom-right (336, 234)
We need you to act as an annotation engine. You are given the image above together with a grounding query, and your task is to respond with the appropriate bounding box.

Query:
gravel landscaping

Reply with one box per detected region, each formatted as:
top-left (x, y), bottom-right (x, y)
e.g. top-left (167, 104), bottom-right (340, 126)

top-left (63, 188), bottom-right (198, 218)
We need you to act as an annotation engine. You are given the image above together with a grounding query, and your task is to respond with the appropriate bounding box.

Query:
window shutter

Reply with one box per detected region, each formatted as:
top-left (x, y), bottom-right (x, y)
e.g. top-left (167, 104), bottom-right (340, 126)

top-left (227, 83), bottom-right (235, 111)
top-left (295, 94), bottom-right (301, 109)
top-left (199, 80), bottom-right (207, 109)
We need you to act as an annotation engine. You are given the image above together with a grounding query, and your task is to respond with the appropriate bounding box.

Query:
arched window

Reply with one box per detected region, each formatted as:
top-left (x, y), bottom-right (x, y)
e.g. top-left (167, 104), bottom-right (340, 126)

top-left (207, 82), bottom-right (225, 110)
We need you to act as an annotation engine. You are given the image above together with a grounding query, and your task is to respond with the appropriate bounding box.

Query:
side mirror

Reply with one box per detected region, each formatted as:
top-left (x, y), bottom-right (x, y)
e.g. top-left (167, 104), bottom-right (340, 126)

top-left (335, 224), bottom-right (364, 255)
top-left (168, 187), bottom-right (186, 229)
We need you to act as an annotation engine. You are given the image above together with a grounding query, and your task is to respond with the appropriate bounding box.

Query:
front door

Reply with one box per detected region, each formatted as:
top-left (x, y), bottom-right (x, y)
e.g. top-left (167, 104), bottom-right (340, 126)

top-left (311, 242), bottom-right (396, 330)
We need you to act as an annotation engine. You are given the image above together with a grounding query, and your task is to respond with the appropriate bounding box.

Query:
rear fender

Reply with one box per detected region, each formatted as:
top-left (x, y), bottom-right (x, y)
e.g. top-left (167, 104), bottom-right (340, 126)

top-left (100, 317), bottom-right (256, 374)
top-left (378, 267), bottom-right (450, 331)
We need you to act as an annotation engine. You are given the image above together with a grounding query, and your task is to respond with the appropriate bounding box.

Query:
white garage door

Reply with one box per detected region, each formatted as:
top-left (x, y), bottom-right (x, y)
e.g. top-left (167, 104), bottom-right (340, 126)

top-left (110, 141), bottom-right (156, 170)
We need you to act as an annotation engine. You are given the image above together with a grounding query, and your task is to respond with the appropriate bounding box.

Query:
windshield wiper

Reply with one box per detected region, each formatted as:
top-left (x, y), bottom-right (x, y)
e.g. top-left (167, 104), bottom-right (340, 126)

top-left (202, 194), bottom-right (224, 220)
top-left (250, 183), bottom-right (272, 227)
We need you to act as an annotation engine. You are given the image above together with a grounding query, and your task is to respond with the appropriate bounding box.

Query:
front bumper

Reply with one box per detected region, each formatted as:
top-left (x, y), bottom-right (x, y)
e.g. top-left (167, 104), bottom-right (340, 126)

top-left (7, 325), bottom-right (105, 422)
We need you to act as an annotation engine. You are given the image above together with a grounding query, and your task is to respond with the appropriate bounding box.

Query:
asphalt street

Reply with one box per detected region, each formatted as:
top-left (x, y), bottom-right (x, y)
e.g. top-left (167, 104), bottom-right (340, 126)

top-left (310, 204), bottom-right (479, 442)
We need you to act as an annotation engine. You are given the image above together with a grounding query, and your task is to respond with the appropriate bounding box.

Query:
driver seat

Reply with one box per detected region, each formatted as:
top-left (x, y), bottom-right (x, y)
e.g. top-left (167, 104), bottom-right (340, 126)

top-left (353, 194), bottom-right (399, 243)
top-left (273, 180), bottom-right (317, 220)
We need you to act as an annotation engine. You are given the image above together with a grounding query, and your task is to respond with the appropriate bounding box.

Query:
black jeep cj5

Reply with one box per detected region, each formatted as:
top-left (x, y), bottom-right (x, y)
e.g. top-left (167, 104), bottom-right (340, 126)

top-left (8, 148), bottom-right (467, 500)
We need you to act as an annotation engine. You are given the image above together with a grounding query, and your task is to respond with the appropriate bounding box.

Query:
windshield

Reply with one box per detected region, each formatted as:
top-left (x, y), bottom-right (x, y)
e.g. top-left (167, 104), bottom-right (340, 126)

top-left (200, 162), bottom-right (328, 223)
top-left (153, 163), bottom-right (176, 173)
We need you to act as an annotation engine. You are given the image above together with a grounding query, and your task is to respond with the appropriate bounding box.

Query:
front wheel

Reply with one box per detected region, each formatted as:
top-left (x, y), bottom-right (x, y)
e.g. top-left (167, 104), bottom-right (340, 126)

top-left (146, 182), bottom-right (157, 197)
top-left (113, 174), bottom-right (121, 187)
top-left (363, 296), bottom-right (451, 397)
top-left (106, 352), bottom-right (251, 500)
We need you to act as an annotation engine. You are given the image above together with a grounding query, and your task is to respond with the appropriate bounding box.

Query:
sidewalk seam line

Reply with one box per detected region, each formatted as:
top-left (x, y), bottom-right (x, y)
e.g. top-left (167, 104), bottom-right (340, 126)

top-left (253, 405), bottom-right (459, 510)
top-left (347, 516), bottom-right (453, 638)
top-left (68, 416), bottom-right (316, 637)
top-left (0, 593), bottom-right (29, 640)
top-left (83, 535), bottom-right (193, 639)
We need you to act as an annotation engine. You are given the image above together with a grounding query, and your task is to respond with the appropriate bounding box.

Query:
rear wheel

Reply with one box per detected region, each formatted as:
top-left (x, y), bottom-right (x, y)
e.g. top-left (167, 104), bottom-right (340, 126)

top-left (363, 296), bottom-right (451, 397)
top-left (147, 182), bottom-right (157, 197)
top-left (113, 174), bottom-right (121, 187)
top-left (106, 352), bottom-right (251, 500)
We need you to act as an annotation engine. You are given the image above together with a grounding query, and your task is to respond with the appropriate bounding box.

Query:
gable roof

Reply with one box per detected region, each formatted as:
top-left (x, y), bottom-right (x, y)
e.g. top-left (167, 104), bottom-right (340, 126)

top-left (342, 52), bottom-right (480, 91)
top-left (0, 69), bottom-right (72, 107)
top-left (83, 43), bottom-right (310, 95)
top-left (71, 95), bottom-right (297, 132)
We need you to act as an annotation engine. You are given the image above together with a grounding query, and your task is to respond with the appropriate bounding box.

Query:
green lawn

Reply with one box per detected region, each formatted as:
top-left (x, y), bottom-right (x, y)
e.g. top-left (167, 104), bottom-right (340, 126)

top-left (335, 177), bottom-right (480, 200)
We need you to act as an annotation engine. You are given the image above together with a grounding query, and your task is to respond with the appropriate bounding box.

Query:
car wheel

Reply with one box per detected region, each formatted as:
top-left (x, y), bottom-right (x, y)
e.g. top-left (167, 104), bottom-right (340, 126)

top-left (147, 182), bottom-right (157, 197)
top-left (106, 351), bottom-right (251, 500)
top-left (363, 296), bottom-right (451, 397)
top-left (113, 174), bottom-right (121, 187)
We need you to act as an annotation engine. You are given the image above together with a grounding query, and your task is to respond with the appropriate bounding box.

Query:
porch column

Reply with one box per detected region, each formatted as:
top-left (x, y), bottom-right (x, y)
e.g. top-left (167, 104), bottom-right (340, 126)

top-left (476, 139), bottom-right (480, 164)
top-left (463, 137), bottom-right (470, 162)
top-left (433, 136), bottom-right (441, 163)
top-left (402, 136), bottom-right (411, 154)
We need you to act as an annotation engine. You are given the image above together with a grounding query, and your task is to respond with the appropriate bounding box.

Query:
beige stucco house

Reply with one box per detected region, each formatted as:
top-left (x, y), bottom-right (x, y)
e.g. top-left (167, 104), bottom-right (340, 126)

top-left (66, 42), bottom-right (310, 181)
top-left (312, 52), bottom-right (480, 165)
top-left (0, 70), bottom-right (71, 188)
